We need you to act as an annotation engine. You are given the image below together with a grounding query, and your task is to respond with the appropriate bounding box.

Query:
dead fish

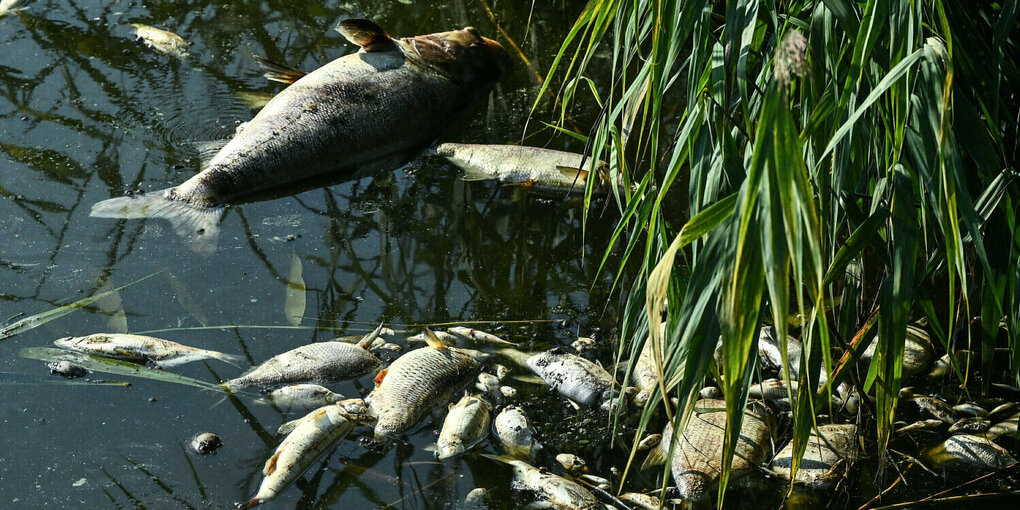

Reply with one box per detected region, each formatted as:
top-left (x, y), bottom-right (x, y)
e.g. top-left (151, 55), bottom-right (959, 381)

top-left (464, 487), bottom-right (488, 507)
top-left (555, 453), bottom-right (588, 476)
top-left (749, 378), bottom-right (796, 400)
top-left (526, 350), bottom-right (617, 408)
top-left (619, 492), bottom-right (662, 510)
top-left (239, 405), bottom-right (357, 508)
top-left (924, 434), bottom-right (1017, 472)
top-left (636, 433), bottom-right (661, 451)
top-left (436, 393), bottom-right (491, 459)
top-left (267, 384), bottom-right (345, 411)
top-left (0, 0), bottom-right (24, 16)
top-left (571, 337), bottom-right (596, 352)
top-left (53, 333), bottom-right (242, 368)
top-left (909, 394), bottom-right (956, 424)
top-left (436, 143), bottom-right (612, 193)
top-left (92, 19), bottom-right (508, 253)
top-left (632, 321), bottom-right (667, 407)
top-left (860, 323), bottom-right (933, 377)
top-left (493, 364), bottom-right (510, 381)
top-left (493, 404), bottom-right (541, 459)
top-left (277, 399), bottom-right (370, 435)
top-left (48, 360), bottom-right (87, 379)
top-left (447, 327), bottom-right (518, 346)
top-left (499, 386), bottom-right (518, 398)
top-left (952, 403), bottom-right (989, 418)
top-left (643, 399), bottom-right (772, 499)
top-left (367, 331), bottom-right (480, 439)
top-left (895, 419), bottom-right (945, 433)
top-left (224, 325), bottom-right (383, 390)
top-left (948, 417), bottom-right (991, 434)
top-left (771, 424), bottom-right (858, 490)
top-left (489, 456), bottom-right (602, 510)
top-left (129, 24), bottom-right (190, 57)
top-left (476, 372), bottom-right (501, 396)
top-left (757, 325), bottom-right (803, 380)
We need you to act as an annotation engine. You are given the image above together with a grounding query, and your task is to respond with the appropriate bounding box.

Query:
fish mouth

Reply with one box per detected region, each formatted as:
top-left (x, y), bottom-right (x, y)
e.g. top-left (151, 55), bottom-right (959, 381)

top-left (480, 36), bottom-right (510, 72)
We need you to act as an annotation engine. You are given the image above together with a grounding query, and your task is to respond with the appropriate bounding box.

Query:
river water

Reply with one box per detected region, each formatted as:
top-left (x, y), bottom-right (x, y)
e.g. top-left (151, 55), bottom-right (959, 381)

top-left (0, 1), bottom-right (634, 508)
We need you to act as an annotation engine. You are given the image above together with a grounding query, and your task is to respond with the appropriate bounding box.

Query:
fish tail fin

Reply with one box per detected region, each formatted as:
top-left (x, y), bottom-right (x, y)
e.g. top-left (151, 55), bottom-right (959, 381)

top-left (481, 453), bottom-right (518, 465)
top-left (90, 189), bottom-right (224, 254)
top-left (208, 350), bottom-right (246, 368)
top-left (235, 497), bottom-right (262, 509)
top-left (356, 323), bottom-right (386, 349)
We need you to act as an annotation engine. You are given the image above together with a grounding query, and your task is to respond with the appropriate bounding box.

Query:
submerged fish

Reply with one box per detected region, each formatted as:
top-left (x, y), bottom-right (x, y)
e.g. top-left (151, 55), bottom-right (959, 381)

top-left (53, 333), bottom-right (242, 367)
top-left (130, 24), bottom-right (190, 57)
top-left (436, 143), bottom-right (612, 193)
top-left (526, 350), bottom-right (617, 408)
top-left (644, 399), bottom-right (772, 499)
top-left (267, 384), bottom-right (345, 411)
top-left (493, 404), bottom-right (541, 460)
top-left (92, 19), bottom-right (508, 253)
top-left (367, 332), bottom-right (480, 439)
top-left (224, 325), bottom-right (383, 390)
top-left (436, 393), bottom-right (491, 459)
top-left (492, 457), bottom-right (602, 510)
top-left (239, 405), bottom-right (357, 508)
top-left (771, 424), bottom-right (858, 490)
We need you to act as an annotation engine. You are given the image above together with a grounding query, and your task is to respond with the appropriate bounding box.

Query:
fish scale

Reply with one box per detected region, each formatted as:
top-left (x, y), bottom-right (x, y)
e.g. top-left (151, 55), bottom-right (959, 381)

top-left (225, 341), bottom-right (380, 390)
top-left (368, 345), bottom-right (480, 439)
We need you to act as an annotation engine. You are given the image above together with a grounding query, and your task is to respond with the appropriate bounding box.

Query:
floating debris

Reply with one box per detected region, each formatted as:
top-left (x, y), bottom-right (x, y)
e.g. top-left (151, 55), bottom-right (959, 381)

top-left (189, 432), bottom-right (223, 455)
top-left (54, 333), bottom-right (242, 368)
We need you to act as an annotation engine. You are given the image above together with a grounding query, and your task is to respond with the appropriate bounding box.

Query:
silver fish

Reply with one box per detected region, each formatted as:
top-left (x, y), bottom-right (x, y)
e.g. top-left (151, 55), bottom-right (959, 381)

top-left (476, 372), bottom-right (501, 396)
top-left (436, 393), bottom-right (491, 459)
top-left (367, 333), bottom-right (480, 439)
top-left (924, 434), bottom-right (1017, 472)
top-left (239, 405), bottom-right (356, 508)
top-left (224, 326), bottom-right (383, 390)
top-left (526, 350), bottom-right (617, 407)
top-left (895, 419), bottom-right (944, 433)
top-left (447, 327), bottom-right (518, 346)
top-left (948, 417), bottom-right (991, 434)
top-left (92, 20), bottom-right (508, 253)
top-left (497, 457), bottom-right (602, 510)
top-left (130, 24), bottom-right (190, 57)
top-left (643, 399), bottom-right (772, 499)
top-left (771, 424), bottom-right (858, 490)
top-left (436, 143), bottom-right (612, 193)
top-left (53, 333), bottom-right (242, 367)
top-left (493, 404), bottom-right (541, 460)
top-left (267, 384), bottom-right (345, 411)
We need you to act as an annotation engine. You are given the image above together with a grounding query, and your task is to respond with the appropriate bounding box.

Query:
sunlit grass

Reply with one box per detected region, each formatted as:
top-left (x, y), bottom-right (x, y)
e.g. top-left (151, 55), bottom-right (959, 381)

top-left (541, 0), bottom-right (1018, 505)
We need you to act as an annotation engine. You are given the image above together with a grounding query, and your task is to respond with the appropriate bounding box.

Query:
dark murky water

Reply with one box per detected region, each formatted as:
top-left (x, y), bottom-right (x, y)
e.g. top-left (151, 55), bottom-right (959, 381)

top-left (0, 1), bottom-right (629, 508)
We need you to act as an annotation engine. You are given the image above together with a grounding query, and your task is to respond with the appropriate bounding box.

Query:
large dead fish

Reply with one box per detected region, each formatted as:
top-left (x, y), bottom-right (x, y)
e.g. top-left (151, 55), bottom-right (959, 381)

top-left (923, 434), bottom-right (1017, 472)
top-left (643, 398), bottom-right (772, 500)
top-left (239, 404), bottom-right (364, 508)
top-left (435, 143), bottom-right (612, 193)
top-left (367, 331), bottom-right (480, 439)
top-left (53, 333), bottom-right (242, 367)
top-left (224, 325), bottom-right (383, 390)
top-left (526, 349), bottom-right (617, 408)
top-left (770, 424), bottom-right (858, 490)
top-left (436, 393), bottom-right (491, 459)
top-left (488, 456), bottom-right (602, 510)
top-left (91, 19), bottom-right (509, 253)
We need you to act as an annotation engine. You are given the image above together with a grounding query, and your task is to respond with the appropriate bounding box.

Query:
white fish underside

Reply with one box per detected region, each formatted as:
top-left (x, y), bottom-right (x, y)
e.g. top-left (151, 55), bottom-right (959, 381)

top-left (437, 394), bottom-right (491, 458)
top-left (526, 351), bottom-right (615, 407)
top-left (53, 333), bottom-right (241, 367)
top-left (436, 143), bottom-right (602, 191)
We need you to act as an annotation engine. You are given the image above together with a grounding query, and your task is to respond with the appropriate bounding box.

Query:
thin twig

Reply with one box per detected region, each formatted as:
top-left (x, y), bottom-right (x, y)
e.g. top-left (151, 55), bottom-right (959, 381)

top-left (858, 463), bottom-right (912, 510)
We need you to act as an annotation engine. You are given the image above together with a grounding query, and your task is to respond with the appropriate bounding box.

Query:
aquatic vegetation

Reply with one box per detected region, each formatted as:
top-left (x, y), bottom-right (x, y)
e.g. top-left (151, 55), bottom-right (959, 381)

top-left (541, 0), bottom-right (1019, 505)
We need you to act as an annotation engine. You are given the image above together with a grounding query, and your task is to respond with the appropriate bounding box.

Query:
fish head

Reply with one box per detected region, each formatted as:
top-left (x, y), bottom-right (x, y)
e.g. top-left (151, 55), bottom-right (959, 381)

top-left (398, 26), bottom-right (510, 87)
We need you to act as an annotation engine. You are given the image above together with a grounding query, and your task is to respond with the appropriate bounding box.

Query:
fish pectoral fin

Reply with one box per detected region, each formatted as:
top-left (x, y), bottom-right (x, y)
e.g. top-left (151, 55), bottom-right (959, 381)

top-left (505, 180), bottom-right (537, 188)
top-left (373, 368), bottom-right (388, 387)
top-left (555, 166), bottom-right (589, 182)
top-left (263, 449), bottom-right (282, 476)
top-left (337, 19), bottom-right (394, 52)
top-left (253, 55), bottom-right (308, 84)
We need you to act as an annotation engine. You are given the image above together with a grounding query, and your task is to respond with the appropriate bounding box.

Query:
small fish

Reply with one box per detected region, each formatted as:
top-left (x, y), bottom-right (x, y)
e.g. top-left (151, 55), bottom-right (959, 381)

top-left (924, 434), bottom-right (1017, 472)
top-left (493, 364), bottom-right (510, 381)
top-left (53, 333), bottom-right (242, 367)
top-left (493, 404), bottom-right (541, 460)
top-left (267, 384), bottom-right (345, 411)
top-left (447, 327), bottom-right (518, 346)
top-left (636, 433), bottom-right (661, 451)
top-left (699, 386), bottom-right (722, 399)
top-left (948, 417), bottom-right (991, 434)
top-left (771, 424), bottom-right (858, 490)
top-left (499, 385), bottom-right (517, 398)
top-left (571, 337), bottom-right (596, 352)
top-left (436, 143), bottom-right (614, 194)
top-left (367, 330), bottom-right (480, 439)
top-left (475, 372), bottom-right (501, 396)
top-left (464, 487), bottom-right (488, 507)
top-left (554, 453), bottom-right (588, 476)
top-left (489, 456), bottom-right (603, 510)
top-left (129, 24), bottom-right (189, 57)
top-left (526, 350), bottom-right (617, 407)
top-left (619, 492), bottom-right (662, 510)
top-left (48, 360), bottom-right (87, 379)
top-left (240, 405), bottom-right (357, 508)
top-left (895, 419), bottom-right (944, 433)
top-left (749, 378), bottom-right (796, 400)
top-left (632, 322), bottom-right (666, 407)
top-left (224, 325), bottom-right (383, 390)
top-left (910, 394), bottom-right (956, 424)
top-left (189, 432), bottom-right (223, 455)
top-left (436, 393), bottom-right (491, 459)
top-left (952, 403), bottom-right (989, 418)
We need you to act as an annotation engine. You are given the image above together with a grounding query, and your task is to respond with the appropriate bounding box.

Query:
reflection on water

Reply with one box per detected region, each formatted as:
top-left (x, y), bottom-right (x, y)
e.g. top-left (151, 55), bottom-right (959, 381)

top-left (0, 1), bottom-right (620, 508)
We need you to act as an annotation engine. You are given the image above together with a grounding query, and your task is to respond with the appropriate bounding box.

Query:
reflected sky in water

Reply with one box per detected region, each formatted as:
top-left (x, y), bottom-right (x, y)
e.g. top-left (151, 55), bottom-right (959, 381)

top-left (0, 1), bottom-right (635, 508)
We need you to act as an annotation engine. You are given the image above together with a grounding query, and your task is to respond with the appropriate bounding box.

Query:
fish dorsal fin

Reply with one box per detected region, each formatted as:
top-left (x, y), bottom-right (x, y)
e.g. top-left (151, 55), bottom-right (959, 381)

top-left (357, 323), bottom-right (385, 349)
top-left (337, 19), bottom-right (394, 52)
top-left (253, 55), bottom-right (308, 84)
top-left (555, 166), bottom-right (589, 183)
top-left (373, 368), bottom-right (388, 387)
top-left (424, 329), bottom-right (448, 349)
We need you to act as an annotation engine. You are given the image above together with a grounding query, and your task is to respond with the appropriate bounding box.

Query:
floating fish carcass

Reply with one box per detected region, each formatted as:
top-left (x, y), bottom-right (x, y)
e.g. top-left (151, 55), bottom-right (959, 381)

top-left (436, 393), bottom-right (491, 459)
top-left (267, 384), bottom-right (345, 411)
top-left (436, 143), bottom-right (612, 193)
top-left (129, 24), bottom-right (190, 57)
top-left (53, 333), bottom-right (242, 367)
top-left (771, 424), bottom-right (858, 490)
top-left (367, 333), bottom-right (480, 439)
top-left (239, 405), bottom-right (359, 508)
top-left (493, 404), bottom-right (541, 460)
top-left (526, 350), bottom-right (617, 408)
top-left (644, 398), bottom-right (772, 500)
top-left (92, 19), bottom-right (509, 252)
top-left (494, 457), bottom-right (603, 510)
top-left (923, 434), bottom-right (1017, 472)
top-left (223, 327), bottom-right (382, 390)
top-left (632, 321), bottom-right (667, 407)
